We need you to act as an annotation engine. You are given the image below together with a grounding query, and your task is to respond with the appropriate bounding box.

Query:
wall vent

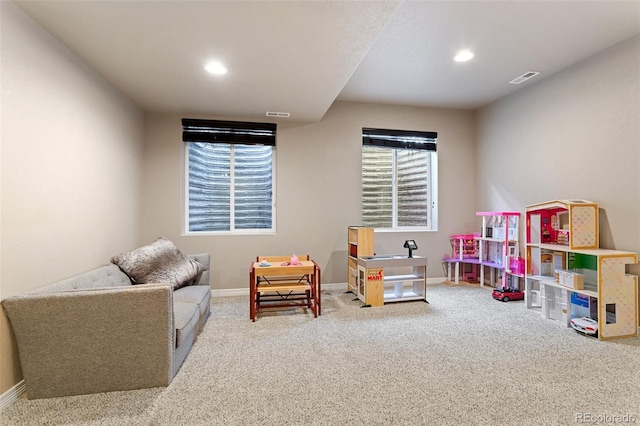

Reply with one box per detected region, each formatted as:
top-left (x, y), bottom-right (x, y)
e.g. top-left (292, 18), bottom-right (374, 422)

top-left (266, 111), bottom-right (290, 118)
top-left (509, 71), bottom-right (540, 85)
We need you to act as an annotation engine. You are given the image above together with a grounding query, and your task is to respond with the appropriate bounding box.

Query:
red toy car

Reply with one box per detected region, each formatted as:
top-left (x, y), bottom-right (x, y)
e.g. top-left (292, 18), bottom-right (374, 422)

top-left (492, 287), bottom-right (525, 302)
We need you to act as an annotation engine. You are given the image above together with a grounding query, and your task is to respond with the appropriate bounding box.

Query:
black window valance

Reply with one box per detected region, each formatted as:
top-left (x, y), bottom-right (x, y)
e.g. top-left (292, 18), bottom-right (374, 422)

top-left (362, 127), bottom-right (437, 151)
top-left (182, 118), bottom-right (277, 146)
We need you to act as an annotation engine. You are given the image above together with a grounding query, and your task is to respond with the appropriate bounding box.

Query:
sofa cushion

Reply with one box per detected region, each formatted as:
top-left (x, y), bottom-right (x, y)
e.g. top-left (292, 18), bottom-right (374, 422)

top-left (173, 302), bottom-right (199, 348)
top-left (174, 285), bottom-right (211, 317)
top-left (111, 237), bottom-right (203, 289)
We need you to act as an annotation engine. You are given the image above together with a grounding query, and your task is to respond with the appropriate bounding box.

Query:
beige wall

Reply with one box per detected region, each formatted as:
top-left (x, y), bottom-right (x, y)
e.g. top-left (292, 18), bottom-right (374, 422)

top-left (476, 34), bottom-right (640, 275)
top-left (0, 2), bottom-right (145, 394)
top-left (142, 102), bottom-right (476, 290)
top-left (3, 0), bottom-right (637, 402)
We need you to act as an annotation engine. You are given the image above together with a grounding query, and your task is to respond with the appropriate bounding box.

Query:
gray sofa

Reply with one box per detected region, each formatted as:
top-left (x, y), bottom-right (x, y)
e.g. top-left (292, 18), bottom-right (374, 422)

top-left (2, 238), bottom-right (211, 399)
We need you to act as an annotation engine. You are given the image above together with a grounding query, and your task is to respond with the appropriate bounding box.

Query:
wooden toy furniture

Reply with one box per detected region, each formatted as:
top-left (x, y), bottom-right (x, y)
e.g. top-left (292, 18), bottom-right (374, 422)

top-left (249, 255), bottom-right (321, 322)
top-left (525, 200), bottom-right (638, 340)
top-left (347, 226), bottom-right (374, 293)
top-left (346, 226), bottom-right (427, 306)
top-left (355, 254), bottom-right (428, 307)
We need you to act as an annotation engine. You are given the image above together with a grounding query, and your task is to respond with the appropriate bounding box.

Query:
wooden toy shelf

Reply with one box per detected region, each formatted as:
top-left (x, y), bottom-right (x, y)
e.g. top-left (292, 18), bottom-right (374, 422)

top-left (347, 226), bottom-right (374, 294)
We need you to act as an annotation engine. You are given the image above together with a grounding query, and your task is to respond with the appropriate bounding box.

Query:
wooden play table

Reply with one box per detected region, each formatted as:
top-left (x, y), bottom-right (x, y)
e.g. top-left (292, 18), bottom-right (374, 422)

top-left (249, 259), bottom-right (321, 322)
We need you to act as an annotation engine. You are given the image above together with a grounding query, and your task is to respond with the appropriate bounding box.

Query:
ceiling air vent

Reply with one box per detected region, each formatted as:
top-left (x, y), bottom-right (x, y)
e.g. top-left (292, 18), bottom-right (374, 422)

top-left (509, 71), bottom-right (540, 85)
top-left (266, 111), bottom-right (290, 118)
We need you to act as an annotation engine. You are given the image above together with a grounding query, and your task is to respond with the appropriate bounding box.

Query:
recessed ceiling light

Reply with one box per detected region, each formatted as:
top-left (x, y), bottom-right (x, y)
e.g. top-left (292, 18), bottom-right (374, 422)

top-left (205, 61), bottom-right (227, 75)
top-left (454, 50), bottom-right (474, 62)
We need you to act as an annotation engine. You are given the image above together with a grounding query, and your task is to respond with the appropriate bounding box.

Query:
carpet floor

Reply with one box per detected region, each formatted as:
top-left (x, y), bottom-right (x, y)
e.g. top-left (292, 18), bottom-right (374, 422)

top-left (2, 283), bottom-right (640, 425)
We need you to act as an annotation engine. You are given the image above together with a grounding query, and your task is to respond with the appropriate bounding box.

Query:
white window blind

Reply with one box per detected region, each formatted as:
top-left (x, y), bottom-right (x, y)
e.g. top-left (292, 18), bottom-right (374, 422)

top-left (362, 128), bottom-right (437, 230)
top-left (183, 119), bottom-right (276, 233)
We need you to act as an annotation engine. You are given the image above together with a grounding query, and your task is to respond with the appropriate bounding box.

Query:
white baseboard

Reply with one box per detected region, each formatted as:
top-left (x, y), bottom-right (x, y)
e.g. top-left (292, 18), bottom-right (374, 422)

top-left (211, 277), bottom-right (447, 298)
top-left (0, 380), bottom-right (25, 412)
top-left (211, 287), bottom-right (248, 298)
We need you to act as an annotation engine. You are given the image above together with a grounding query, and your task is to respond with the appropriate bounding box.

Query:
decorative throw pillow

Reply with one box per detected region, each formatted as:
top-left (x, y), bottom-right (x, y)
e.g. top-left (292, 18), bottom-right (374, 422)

top-left (110, 237), bottom-right (203, 289)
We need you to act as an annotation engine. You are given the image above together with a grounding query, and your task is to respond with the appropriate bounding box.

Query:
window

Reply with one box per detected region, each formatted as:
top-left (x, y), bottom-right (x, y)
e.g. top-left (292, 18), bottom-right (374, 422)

top-left (182, 118), bottom-right (276, 234)
top-left (361, 127), bottom-right (437, 230)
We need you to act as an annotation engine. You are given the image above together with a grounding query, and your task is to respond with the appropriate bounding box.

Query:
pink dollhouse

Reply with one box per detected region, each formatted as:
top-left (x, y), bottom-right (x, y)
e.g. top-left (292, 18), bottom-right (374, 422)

top-left (444, 211), bottom-right (523, 289)
top-left (444, 233), bottom-right (480, 282)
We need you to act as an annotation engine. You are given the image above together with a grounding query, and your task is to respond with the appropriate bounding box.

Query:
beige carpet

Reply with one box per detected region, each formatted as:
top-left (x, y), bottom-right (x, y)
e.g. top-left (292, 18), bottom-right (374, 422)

top-left (2, 283), bottom-right (640, 425)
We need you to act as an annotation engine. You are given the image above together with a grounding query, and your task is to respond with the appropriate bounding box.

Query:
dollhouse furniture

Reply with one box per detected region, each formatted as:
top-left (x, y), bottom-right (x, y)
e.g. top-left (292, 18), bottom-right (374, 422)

top-left (525, 199), bottom-right (638, 340)
top-left (444, 211), bottom-right (522, 288)
top-left (476, 211), bottom-right (522, 289)
top-left (444, 233), bottom-right (480, 284)
top-left (249, 255), bottom-right (321, 322)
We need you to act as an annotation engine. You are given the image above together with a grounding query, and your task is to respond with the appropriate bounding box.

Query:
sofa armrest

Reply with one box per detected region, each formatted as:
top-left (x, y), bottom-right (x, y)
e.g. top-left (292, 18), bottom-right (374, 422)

top-left (2, 284), bottom-right (174, 399)
top-left (189, 253), bottom-right (211, 286)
